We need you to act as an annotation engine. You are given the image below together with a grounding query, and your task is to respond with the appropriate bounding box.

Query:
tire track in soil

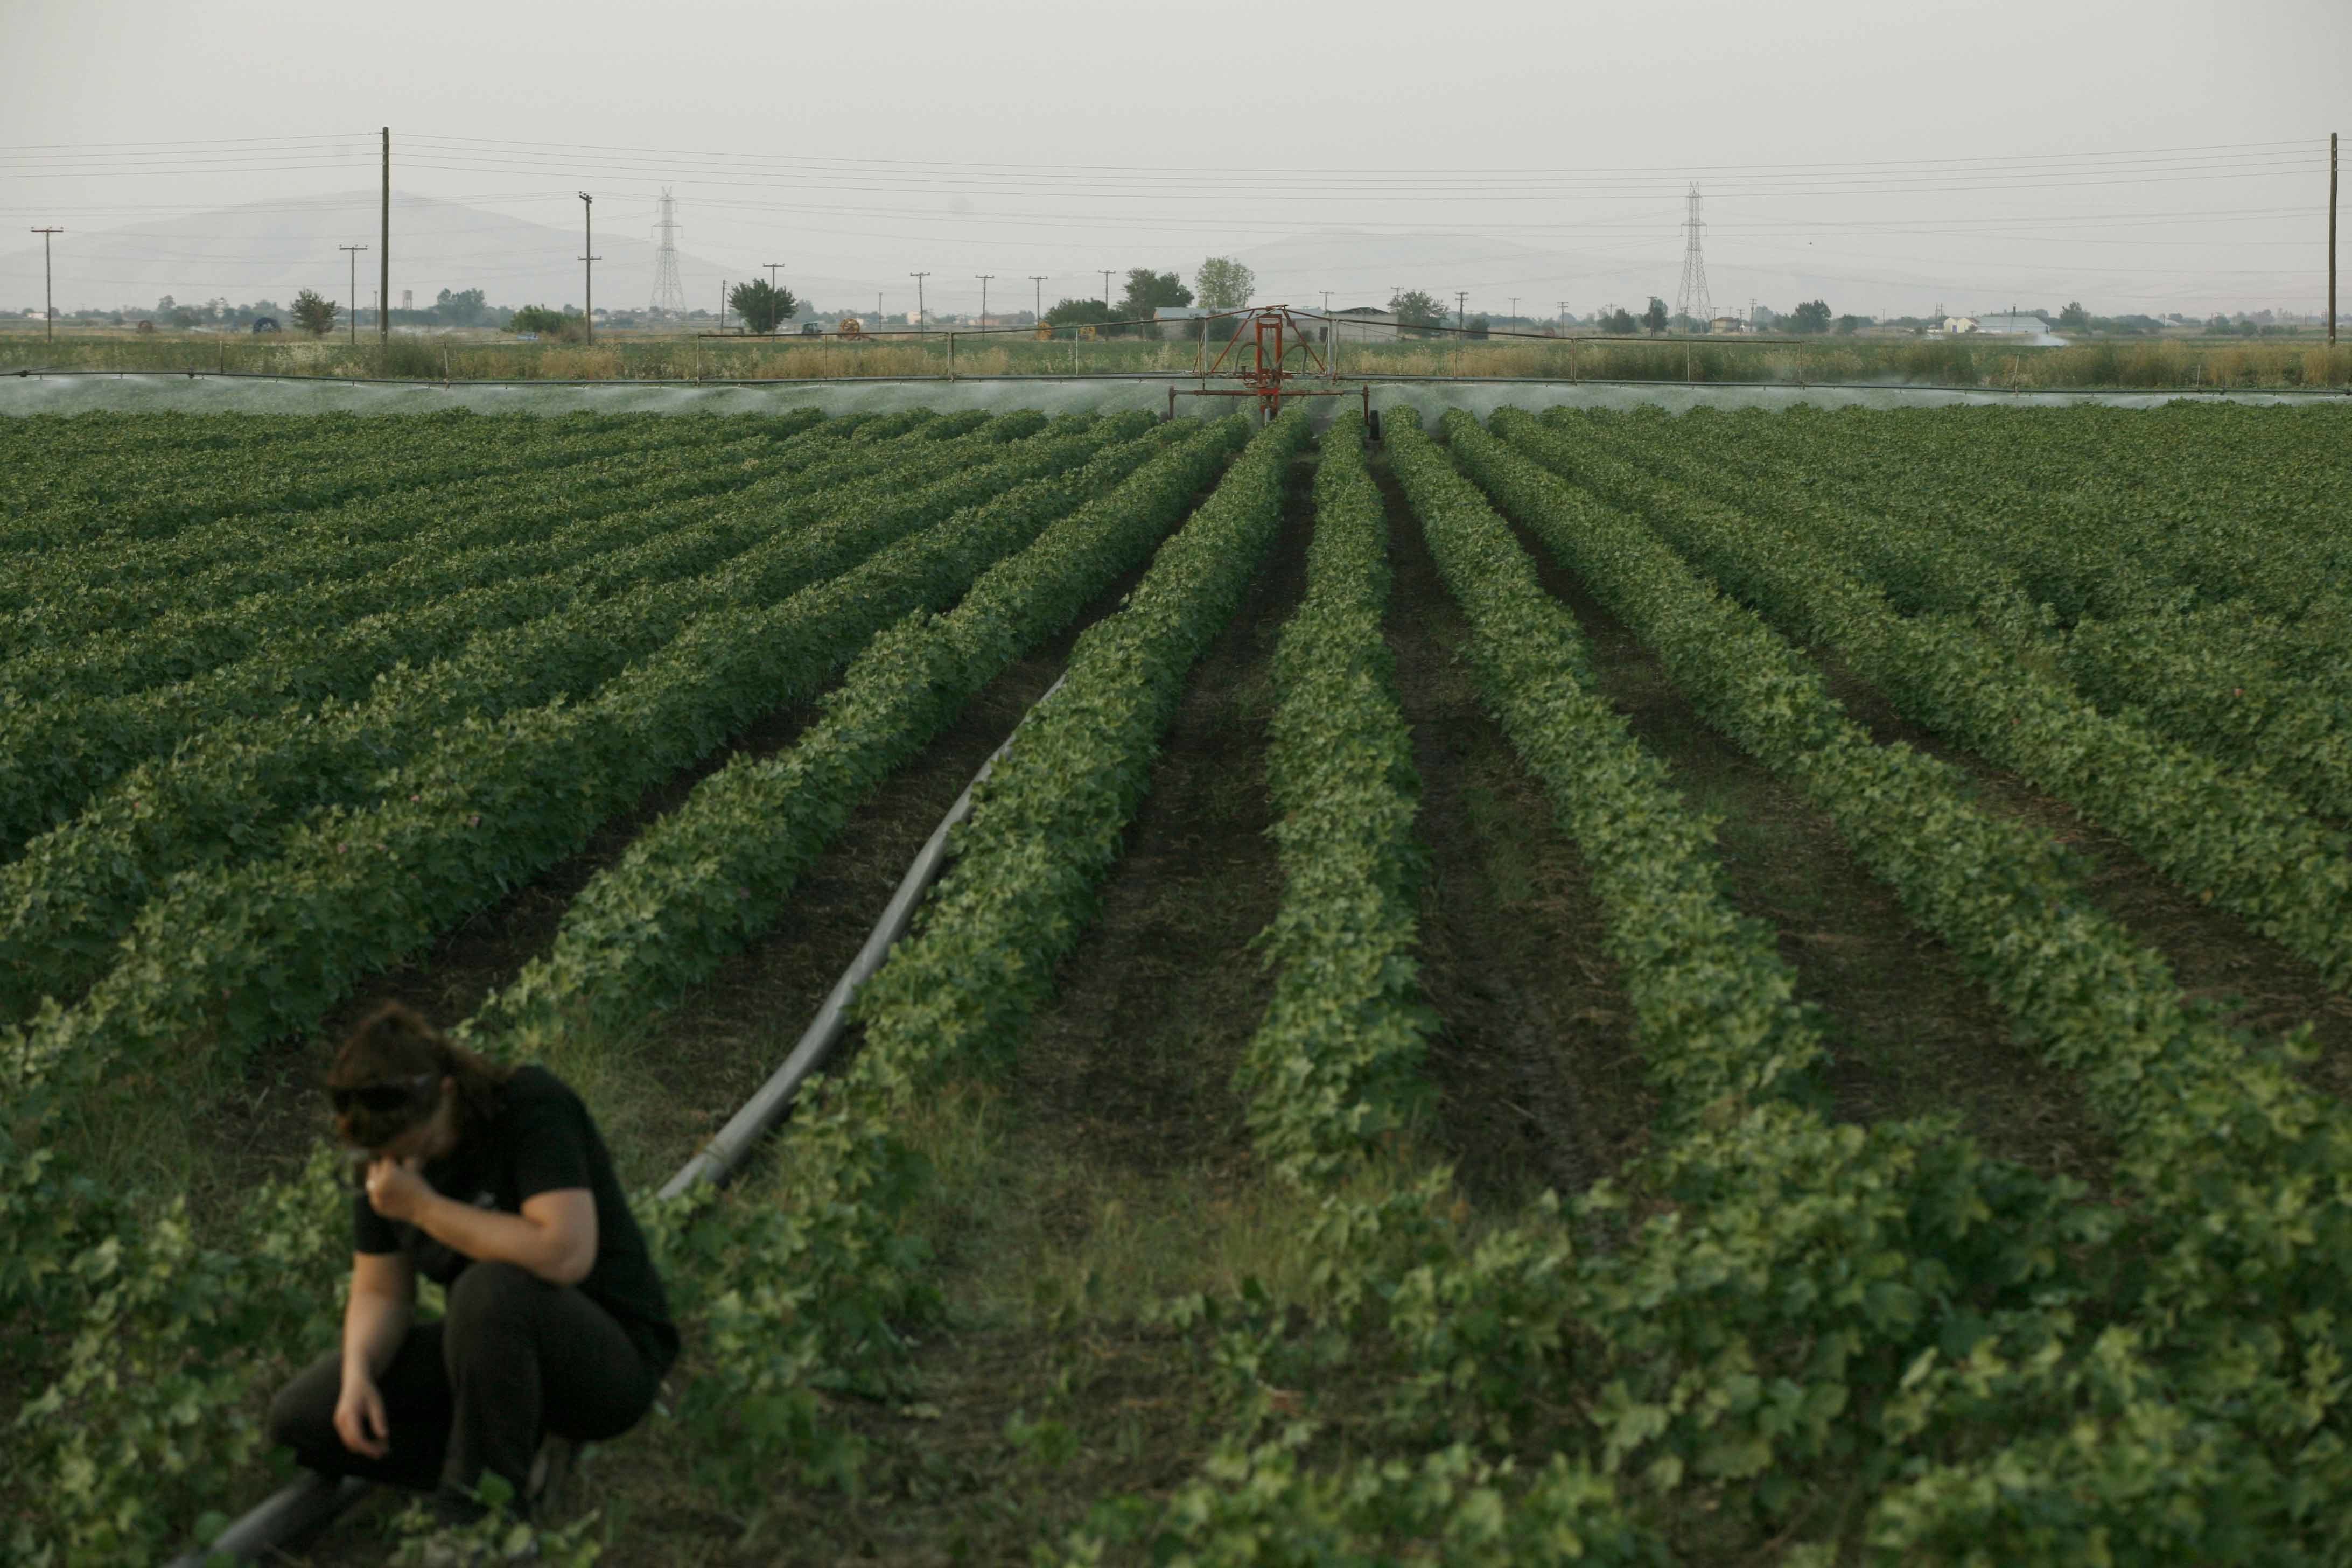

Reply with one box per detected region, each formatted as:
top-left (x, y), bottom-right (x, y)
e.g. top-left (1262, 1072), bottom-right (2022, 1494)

top-left (1375, 454), bottom-right (1646, 1207)
top-left (1815, 656), bottom-right (2352, 1108)
top-left (1466, 472), bottom-right (2114, 1187)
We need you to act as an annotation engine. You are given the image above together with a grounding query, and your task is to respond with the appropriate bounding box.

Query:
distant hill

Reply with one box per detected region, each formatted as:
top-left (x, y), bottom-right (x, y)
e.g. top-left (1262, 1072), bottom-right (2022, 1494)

top-left (0, 192), bottom-right (743, 316)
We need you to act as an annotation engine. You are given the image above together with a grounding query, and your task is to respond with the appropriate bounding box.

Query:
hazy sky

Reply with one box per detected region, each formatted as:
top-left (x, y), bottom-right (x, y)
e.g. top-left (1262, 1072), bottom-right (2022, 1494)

top-left (4, 0), bottom-right (2344, 319)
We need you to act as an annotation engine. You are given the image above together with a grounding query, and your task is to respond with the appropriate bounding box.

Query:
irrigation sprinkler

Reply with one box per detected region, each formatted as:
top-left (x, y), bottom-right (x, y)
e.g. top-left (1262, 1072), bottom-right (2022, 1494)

top-left (1170, 305), bottom-right (1367, 425)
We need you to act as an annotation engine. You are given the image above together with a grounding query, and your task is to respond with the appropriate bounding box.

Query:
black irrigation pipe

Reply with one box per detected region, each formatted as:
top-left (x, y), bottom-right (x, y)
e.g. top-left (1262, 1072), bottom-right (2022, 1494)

top-left (9, 367), bottom-right (2351, 398)
top-left (170, 676), bottom-right (1066, 1565)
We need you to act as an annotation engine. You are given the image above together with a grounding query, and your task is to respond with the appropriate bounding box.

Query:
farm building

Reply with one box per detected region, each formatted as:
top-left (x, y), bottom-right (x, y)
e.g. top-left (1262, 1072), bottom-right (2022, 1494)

top-left (1709, 316), bottom-right (1746, 334)
top-left (1972, 311), bottom-right (2055, 337)
top-left (1324, 306), bottom-right (1401, 342)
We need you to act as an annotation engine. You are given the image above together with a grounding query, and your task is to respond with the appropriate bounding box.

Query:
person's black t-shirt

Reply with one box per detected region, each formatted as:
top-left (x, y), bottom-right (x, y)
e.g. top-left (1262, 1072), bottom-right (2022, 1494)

top-left (353, 1065), bottom-right (678, 1376)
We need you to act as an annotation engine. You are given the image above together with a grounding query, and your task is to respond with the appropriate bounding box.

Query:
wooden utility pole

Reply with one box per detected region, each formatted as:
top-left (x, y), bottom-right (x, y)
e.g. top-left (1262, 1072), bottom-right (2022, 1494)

top-left (30, 227), bottom-right (61, 341)
top-left (379, 129), bottom-right (390, 349)
top-left (2330, 130), bottom-right (2338, 346)
top-left (577, 193), bottom-right (597, 344)
top-left (340, 244), bottom-right (368, 344)
top-left (976, 274), bottom-right (993, 329)
top-left (909, 271), bottom-right (929, 333)
top-left (1100, 269), bottom-right (1112, 310)
top-left (1029, 274), bottom-right (1047, 326)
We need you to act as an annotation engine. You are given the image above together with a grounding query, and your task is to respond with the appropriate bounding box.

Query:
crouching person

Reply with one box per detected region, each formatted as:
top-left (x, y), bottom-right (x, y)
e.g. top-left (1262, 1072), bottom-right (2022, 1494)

top-left (268, 1002), bottom-right (679, 1529)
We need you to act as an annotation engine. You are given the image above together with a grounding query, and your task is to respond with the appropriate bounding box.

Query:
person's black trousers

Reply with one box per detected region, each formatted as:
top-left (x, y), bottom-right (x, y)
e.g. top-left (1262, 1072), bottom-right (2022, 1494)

top-left (268, 1262), bottom-right (662, 1510)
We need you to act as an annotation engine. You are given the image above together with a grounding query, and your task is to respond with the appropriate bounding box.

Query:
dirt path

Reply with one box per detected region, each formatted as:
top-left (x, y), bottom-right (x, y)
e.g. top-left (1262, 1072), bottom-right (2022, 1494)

top-left (1817, 656), bottom-right (2352, 1107)
top-left (1474, 489), bottom-right (2114, 1186)
top-left (1374, 454), bottom-right (1650, 1206)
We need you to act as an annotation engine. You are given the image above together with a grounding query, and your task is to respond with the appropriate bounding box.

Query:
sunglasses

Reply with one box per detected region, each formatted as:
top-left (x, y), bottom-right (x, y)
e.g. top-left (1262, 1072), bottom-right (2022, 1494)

top-left (330, 1073), bottom-right (438, 1117)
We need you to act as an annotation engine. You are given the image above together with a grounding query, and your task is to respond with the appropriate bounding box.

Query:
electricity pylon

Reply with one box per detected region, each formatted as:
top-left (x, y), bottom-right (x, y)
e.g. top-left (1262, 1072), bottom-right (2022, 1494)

top-left (1675, 183), bottom-right (1712, 326)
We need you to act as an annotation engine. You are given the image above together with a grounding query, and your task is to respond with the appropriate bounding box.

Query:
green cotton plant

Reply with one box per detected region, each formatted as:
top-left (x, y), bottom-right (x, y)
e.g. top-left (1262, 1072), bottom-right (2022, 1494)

top-left (0, 414), bottom-right (811, 657)
top-left (1370, 411), bottom-right (2106, 1504)
top-left (1441, 407), bottom-right (2352, 1556)
top-left (1234, 409), bottom-right (1434, 1184)
top-left (1574, 406), bottom-right (2352, 828)
top-left (472, 416), bottom-right (1240, 1044)
top-left (0, 413), bottom-right (1152, 1105)
top-left (1385, 410), bottom-right (1825, 1130)
top-left (0, 408), bottom-right (655, 552)
top-left (656, 411), bottom-right (1318, 1530)
top-left (0, 409), bottom-right (1041, 857)
top-left (0, 416), bottom-right (1183, 1441)
top-left (6, 1145), bottom-right (349, 1567)
top-left (0, 414), bottom-right (1234, 1560)
top-left (846, 407), bottom-right (1313, 1096)
top-left (1063, 1425), bottom-right (1668, 1567)
top-left (0, 413), bottom-right (1123, 1028)
top-left (1498, 408), bottom-right (2352, 996)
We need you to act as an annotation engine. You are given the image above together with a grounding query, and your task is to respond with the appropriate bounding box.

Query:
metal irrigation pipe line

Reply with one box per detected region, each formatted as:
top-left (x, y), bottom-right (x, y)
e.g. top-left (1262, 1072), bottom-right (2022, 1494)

top-left (170, 675), bottom-right (1068, 1566)
top-left (8, 367), bottom-right (2349, 397)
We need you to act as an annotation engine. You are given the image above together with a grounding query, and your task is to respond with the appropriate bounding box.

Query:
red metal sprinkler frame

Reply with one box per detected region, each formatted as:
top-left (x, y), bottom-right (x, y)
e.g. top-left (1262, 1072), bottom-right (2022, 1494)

top-left (1168, 305), bottom-right (1369, 425)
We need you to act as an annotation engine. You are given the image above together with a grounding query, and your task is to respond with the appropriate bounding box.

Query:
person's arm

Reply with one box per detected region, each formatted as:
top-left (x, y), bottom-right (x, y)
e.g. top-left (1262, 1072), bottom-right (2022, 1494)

top-left (335, 1249), bottom-right (415, 1459)
top-left (365, 1158), bottom-right (598, 1285)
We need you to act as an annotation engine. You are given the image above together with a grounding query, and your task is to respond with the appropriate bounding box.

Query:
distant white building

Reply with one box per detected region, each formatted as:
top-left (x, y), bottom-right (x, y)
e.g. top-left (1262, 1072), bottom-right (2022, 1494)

top-left (1323, 306), bottom-right (1399, 343)
top-left (1708, 316), bottom-right (1746, 334)
top-left (1941, 316), bottom-right (1980, 335)
top-left (1970, 311), bottom-right (2052, 338)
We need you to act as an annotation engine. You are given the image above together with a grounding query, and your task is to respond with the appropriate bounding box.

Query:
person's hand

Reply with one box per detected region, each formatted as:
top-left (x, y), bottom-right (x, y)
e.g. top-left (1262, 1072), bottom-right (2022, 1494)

top-left (333, 1374), bottom-right (390, 1459)
top-left (363, 1154), bottom-right (430, 1223)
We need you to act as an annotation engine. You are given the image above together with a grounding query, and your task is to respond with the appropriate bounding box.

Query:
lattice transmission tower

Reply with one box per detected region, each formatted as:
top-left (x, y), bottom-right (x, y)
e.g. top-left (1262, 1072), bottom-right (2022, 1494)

top-left (1674, 183), bottom-right (1712, 325)
top-left (650, 187), bottom-right (686, 316)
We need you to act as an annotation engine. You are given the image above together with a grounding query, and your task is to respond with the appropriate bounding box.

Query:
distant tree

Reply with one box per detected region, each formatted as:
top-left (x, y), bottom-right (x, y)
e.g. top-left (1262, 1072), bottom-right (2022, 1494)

top-left (1787, 299), bottom-right (1833, 334)
top-left (1599, 306), bottom-right (1639, 335)
top-left (1641, 297), bottom-right (1669, 334)
top-left (510, 304), bottom-right (568, 336)
top-left (434, 288), bottom-right (490, 327)
top-left (1193, 256), bottom-right (1254, 312)
top-left (169, 307), bottom-right (200, 329)
top-left (1835, 313), bottom-right (1868, 334)
top-left (1117, 268), bottom-right (1192, 335)
top-left (289, 288), bottom-right (337, 337)
top-left (1044, 298), bottom-right (1116, 328)
top-left (2056, 300), bottom-right (2091, 332)
top-left (728, 278), bottom-right (798, 334)
top-left (1465, 314), bottom-right (1492, 340)
top-left (156, 295), bottom-right (176, 314)
top-left (1388, 290), bottom-right (1448, 336)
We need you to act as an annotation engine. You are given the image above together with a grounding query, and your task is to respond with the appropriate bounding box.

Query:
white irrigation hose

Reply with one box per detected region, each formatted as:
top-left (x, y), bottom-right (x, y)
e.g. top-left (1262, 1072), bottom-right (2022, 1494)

top-left (661, 671), bottom-right (1066, 1198)
top-left (171, 673), bottom-right (1064, 1566)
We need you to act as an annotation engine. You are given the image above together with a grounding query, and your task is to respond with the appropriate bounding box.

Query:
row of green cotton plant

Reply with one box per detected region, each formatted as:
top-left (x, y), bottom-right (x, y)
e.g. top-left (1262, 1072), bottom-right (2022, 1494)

top-left (470, 416), bottom-right (1246, 1044)
top-left (0, 412), bottom-right (836, 669)
top-left (4, 415), bottom-right (1258, 1565)
top-left (1448, 407), bottom-right (2352, 1558)
top-left (1589, 407), bottom-right (2352, 828)
top-left (0, 412), bottom-right (817, 632)
top-left (0, 408), bottom-right (735, 548)
top-left (1503, 411), bottom-right (2352, 995)
top-left (0, 414), bottom-right (1126, 1027)
top-left (0, 415), bottom-right (969, 850)
top-left (0, 414), bottom-right (1179, 1398)
top-left (1227, 409), bottom-right (1435, 1185)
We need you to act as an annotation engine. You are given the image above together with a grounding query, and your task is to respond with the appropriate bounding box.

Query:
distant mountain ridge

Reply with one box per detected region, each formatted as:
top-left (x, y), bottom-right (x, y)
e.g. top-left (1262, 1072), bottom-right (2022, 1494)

top-left (0, 192), bottom-right (745, 315)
